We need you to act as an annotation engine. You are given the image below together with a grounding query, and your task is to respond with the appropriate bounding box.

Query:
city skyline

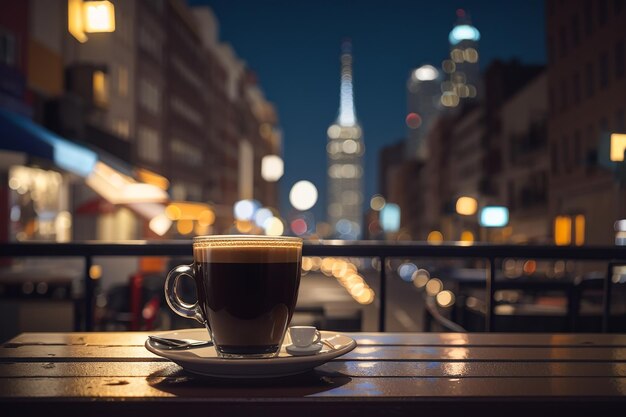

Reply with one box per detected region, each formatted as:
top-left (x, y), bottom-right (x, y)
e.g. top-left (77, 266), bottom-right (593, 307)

top-left (194, 0), bottom-right (547, 219)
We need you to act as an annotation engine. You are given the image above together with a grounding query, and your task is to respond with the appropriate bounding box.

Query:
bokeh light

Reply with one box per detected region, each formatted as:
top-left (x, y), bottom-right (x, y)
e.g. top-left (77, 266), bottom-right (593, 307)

top-left (289, 180), bottom-right (318, 211)
top-left (405, 112), bottom-right (422, 129)
top-left (263, 217), bottom-right (284, 236)
top-left (425, 278), bottom-right (443, 296)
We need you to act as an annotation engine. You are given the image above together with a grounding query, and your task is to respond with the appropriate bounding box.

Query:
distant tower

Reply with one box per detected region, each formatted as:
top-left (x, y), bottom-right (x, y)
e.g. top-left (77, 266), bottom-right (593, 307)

top-left (441, 9), bottom-right (481, 108)
top-left (326, 40), bottom-right (364, 239)
top-left (406, 64), bottom-right (442, 160)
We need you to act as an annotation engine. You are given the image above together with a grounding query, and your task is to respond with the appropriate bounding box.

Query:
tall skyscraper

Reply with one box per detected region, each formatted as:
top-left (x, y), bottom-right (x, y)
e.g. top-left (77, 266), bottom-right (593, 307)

top-left (441, 9), bottom-right (481, 108)
top-left (406, 64), bottom-right (442, 159)
top-left (326, 40), bottom-right (364, 239)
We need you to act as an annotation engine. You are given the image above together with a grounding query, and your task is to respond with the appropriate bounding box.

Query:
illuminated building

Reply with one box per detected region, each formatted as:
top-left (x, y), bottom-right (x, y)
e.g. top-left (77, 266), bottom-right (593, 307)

top-left (327, 40), bottom-right (365, 239)
top-left (406, 64), bottom-right (442, 159)
top-left (546, 0), bottom-right (626, 244)
top-left (441, 9), bottom-right (481, 108)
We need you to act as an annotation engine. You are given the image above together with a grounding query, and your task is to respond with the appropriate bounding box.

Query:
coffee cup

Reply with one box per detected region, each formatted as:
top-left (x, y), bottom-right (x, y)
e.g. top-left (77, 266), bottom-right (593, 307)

top-left (289, 326), bottom-right (322, 348)
top-left (165, 235), bottom-right (303, 358)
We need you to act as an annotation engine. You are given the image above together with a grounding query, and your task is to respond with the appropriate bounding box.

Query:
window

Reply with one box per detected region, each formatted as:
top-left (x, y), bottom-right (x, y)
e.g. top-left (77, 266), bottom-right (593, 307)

top-left (137, 126), bottom-right (161, 163)
top-left (599, 52), bottom-right (609, 88)
top-left (584, 0), bottom-right (593, 36)
top-left (171, 139), bottom-right (203, 167)
top-left (585, 61), bottom-right (594, 98)
top-left (112, 119), bottom-right (130, 139)
top-left (93, 70), bottom-right (108, 107)
top-left (0, 29), bottom-right (17, 66)
top-left (571, 14), bottom-right (581, 47)
top-left (117, 65), bottom-right (128, 97)
top-left (139, 78), bottom-right (161, 114)
top-left (599, 0), bottom-right (609, 25)
top-left (139, 25), bottom-right (162, 62)
top-left (616, 40), bottom-right (625, 78)
top-left (573, 72), bottom-right (581, 104)
top-left (171, 96), bottom-right (203, 127)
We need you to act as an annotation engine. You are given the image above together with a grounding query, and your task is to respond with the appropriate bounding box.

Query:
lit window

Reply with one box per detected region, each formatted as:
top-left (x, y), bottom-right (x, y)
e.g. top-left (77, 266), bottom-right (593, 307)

top-left (137, 126), bottom-right (161, 163)
top-left (93, 70), bottom-right (108, 107)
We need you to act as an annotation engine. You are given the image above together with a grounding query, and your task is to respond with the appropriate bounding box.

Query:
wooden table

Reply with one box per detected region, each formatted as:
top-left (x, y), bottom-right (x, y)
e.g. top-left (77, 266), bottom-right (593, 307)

top-left (1, 332), bottom-right (625, 416)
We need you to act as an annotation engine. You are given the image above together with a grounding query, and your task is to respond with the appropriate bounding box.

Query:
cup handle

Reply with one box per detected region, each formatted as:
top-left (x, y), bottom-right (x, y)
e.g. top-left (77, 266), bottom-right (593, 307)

top-left (312, 330), bottom-right (322, 345)
top-left (164, 264), bottom-right (206, 325)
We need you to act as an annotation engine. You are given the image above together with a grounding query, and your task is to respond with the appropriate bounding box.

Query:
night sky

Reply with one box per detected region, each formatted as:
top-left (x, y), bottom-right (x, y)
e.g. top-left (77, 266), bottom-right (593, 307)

top-left (189, 0), bottom-right (546, 221)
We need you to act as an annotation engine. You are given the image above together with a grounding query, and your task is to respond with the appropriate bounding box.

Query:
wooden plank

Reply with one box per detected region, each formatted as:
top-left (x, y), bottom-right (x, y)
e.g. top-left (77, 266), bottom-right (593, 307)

top-left (0, 375), bottom-right (625, 398)
top-left (2, 360), bottom-right (626, 378)
top-left (3, 344), bottom-right (626, 362)
top-left (8, 332), bottom-right (626, 348)
top-left (342, 346), bottom-right (626, 362)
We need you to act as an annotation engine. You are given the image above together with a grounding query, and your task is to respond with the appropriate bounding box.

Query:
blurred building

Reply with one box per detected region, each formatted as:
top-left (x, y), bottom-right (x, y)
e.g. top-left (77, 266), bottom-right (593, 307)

top-left (499, 72), bottom-right (549, 243)
top-left (441, 9), bottom-right (481, 109)
top-left (326, 40), bottom-right (364, 239)
top-left (406, 65), bottom-right (442, 160)
top-left (0, 0), bottom-right (283, 243)
top-left (546, 0), bottom-right (626, 245)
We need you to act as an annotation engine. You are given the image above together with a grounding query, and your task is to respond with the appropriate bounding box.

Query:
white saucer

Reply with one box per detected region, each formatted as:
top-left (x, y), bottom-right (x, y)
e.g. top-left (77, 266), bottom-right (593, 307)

top-left (286, 342), bottom-right (323, 356)
top-left (145, 329), bottom-right (356, 378)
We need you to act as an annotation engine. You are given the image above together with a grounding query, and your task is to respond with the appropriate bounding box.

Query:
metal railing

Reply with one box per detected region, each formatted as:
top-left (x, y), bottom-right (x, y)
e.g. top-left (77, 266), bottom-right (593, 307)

top-left (1, 241), bottom-right (625, 332)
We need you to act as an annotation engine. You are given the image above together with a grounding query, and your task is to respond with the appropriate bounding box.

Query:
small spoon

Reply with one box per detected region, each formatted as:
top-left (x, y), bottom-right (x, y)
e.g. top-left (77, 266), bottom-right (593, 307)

top-left (149, 335), bottom-right (213, 349)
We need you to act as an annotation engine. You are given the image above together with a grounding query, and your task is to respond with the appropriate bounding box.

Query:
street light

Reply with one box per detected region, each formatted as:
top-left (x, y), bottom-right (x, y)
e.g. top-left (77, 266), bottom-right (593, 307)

top-left (68, 0), bottom-right (116, 43)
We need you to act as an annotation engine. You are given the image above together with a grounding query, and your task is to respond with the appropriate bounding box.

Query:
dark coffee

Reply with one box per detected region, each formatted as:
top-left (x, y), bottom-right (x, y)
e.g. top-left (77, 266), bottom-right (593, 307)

top-left (196, 261), bottom-right (301, 355)
top-left (191, 239), bottom-right (302, 356)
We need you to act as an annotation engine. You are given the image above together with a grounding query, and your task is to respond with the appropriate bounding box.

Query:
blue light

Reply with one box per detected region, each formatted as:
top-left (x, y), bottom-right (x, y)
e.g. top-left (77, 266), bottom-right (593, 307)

top-left (449, 24), bottom-right (480, 45)
top-left (1, 109), bottom-right (98, 177)
top-left (479, 206), bottom-right (509, 227)
top-left (380, 203), bottom-right (400, 232)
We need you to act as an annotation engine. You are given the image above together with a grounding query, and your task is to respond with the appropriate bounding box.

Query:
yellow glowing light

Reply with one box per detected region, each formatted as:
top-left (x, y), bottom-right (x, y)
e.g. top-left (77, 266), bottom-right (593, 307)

top-left (319, 257), bottom-right (333, 276)
top-left (261, 155), bottom-right (284, 182)
top-left (165, 204), bottom-right (182, 221)
top-left (425, 278), bottom-right (443, 296)
top-left (135, 168), bottom-right (169, 191)
top-left (235, 220), bottom-right (253, 233)
top-left (93, 70), bottom-right (108, 107)
top-left (149, 214), bottom-right (172, 236)
top-left (460, 230), bottom-right (475, 243)
top-left (427, 231), bottom-right (444, 244)
top-left (83, 0), bottom-right (116, 33)
top-left (302, 257), bottom-right (313, 271)
top-left (554, 215), bottom-right (572, 246)
top-left (436, 290), bottom-right (455, 308)
top-left (68, 0), bottom-right (87, 42)
top-left (355, 288), bottom-right (375, 305)
top-left (194, 223), bottom-right (209, 236)
top-left (456, 196), bottom-right (477, 216)
top-left (332, 260), bottom-right (348, 278)
top-left (370, 194), bottom-right (386, 211)
top-left (610, 133), bottom-right (626, 162)
top-left (89, 265), bottom-right (102, 280)
top-left (177, 219), bottom-right (194, 235)
top-left (198, 210), bottom-right (215, 227)
top-left (264, 217), bottom-right (284, 236)
top-left (575, 214), bottom-right (585, 246)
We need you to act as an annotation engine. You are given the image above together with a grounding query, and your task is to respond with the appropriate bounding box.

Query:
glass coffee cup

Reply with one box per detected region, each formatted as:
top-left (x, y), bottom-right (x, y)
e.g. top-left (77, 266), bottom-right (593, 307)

top-left (165, 235), bottom-right (303, 358)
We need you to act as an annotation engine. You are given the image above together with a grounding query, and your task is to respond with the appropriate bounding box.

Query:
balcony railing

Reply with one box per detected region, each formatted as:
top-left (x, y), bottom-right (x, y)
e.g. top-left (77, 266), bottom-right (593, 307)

top-left (1, 241), bottom-right (625, 332)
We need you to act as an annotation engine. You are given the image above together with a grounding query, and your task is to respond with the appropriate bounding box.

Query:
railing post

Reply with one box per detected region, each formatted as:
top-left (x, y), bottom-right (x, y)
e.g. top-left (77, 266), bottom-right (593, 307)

top-left (378, 256), bottom-right (386, 332)
top-left (602, 262), bottom-right (614, 333)
top-left (486, 257), bottom-right (496, 332)
top-left (84, 255), bottom-right (94, 331)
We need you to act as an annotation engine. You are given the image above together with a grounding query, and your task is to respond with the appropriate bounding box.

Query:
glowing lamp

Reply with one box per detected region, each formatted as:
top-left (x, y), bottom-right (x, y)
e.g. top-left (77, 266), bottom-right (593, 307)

top-left (456, 196), bottom-right (477, 216)
top-left (479, 206), bottom-right (509, 227)
top-left (380, 203), bottom-right (400, 233)
top-left (68, 0), bottom-right (115, 43)
top-left (413, 65), bottom-right (439, 81)
top-left (261, 155), bottom-right (284, 182)
top-left (610, 133), bottom-right (626, 162)
top-left (449, 24), bottom-right (481, 45)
